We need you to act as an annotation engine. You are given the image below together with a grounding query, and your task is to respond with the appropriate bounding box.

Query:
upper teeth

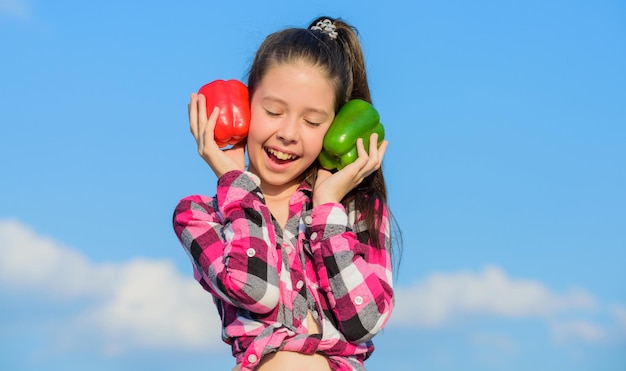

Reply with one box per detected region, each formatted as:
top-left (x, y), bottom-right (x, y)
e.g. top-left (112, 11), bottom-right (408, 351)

top-left (268, 148), bottom-right (296, 160)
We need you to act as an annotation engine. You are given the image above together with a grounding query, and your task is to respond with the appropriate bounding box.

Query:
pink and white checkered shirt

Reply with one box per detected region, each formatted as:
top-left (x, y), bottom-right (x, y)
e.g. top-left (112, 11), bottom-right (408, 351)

top-left (173, 170), bottom-right (394, 370)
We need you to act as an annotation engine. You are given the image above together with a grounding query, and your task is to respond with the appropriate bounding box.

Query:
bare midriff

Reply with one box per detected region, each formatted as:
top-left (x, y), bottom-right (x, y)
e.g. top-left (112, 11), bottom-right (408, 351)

top-left (232, 311), bottom-right (332, 371)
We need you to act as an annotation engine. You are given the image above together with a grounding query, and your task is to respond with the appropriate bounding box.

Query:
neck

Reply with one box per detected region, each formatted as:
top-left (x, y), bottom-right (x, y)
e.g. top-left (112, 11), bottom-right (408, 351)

top-left (261, 181), bottom-right (300, 202)
top-left (261, 182), bottom-right (299, 229)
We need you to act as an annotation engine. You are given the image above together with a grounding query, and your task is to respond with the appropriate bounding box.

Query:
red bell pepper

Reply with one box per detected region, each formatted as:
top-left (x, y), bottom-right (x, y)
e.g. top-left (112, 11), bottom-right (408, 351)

top-left (198, 79), bottom-right (250, 148)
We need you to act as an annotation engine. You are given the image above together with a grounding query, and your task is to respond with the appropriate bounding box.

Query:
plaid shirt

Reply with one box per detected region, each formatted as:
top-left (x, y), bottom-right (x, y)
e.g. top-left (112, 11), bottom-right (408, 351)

top-left (173, 170), bottom-right (394, 370)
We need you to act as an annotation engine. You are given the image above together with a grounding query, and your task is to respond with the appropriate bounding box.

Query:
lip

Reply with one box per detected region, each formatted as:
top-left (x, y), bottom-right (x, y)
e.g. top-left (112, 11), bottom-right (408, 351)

top-left (266, 146), bottom-right (298, 158)
top-left (264, 146), bottom-right (300, 170)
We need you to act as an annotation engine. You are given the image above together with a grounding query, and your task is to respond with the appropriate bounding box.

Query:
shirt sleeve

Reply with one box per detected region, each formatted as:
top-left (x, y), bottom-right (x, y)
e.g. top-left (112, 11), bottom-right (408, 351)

top-left (172, 170), bottom-right (281, 314)
top-left (308, 200), bottom-right (394, 343)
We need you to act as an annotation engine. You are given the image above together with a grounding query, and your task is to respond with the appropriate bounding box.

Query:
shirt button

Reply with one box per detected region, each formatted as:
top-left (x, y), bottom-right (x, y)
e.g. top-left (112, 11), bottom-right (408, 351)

top-left (304, 215), bottom-right (313, 224)
top-left (285, 245), bottom-right (293, 254)
top-left (354, 296), bottom-right (363, 305)
top-left (246, 248), bottom-right (256, 257)
top-left (296, 280), bottom-right (304, 289)
top-left (310, 232), bottom-right (318, 240)
top-left (247, 354), bottom-right (258, 363)
top-left (256, 191), bottom-right (264, 199)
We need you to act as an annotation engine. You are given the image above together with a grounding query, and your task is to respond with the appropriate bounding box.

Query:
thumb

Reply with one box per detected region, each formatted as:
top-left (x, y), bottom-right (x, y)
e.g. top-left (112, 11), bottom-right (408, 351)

top-left (203, 106), bottom-right (220, 147)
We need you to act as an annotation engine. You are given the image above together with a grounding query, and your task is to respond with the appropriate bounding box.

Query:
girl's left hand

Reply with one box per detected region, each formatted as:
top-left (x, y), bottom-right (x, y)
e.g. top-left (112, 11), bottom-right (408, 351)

top-left (313, 133), bottom-right (388, 207)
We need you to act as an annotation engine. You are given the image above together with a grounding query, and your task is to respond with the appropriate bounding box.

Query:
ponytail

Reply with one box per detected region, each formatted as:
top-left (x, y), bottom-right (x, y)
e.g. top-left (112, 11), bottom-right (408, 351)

top-left (307, 17), bottom-right (393, 251)
top-left (311, 17), bottom-right (372, 104)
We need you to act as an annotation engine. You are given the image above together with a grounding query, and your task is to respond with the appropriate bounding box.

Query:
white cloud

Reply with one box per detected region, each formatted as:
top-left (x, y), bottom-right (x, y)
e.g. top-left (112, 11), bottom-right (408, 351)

top-left (391, 265), bottom-right (596, 327)
top-left (0, 220), bottom-right (117, 297)
top-left (0, 219), bottom-right (223, 355)
top-left (612, 304), bottom-right (626, 329)
top-left (468, 332), bottom-right (518, 367)
top-left (73, 259), bottom-right (222, 355)
top-left (469, 331), bottom-right (518, 354)
top-left (0, 0), bottom-right (30, 19)
top-left (551, 320), bottom-right (605, 343)
top-left (2, 219), bottom-right (621, 356)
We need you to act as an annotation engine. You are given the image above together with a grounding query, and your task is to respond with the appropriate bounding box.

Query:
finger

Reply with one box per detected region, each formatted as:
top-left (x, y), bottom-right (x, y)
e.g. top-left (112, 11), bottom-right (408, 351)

top-left (377, 140), bottom-right (389, 166)
top-left (368, 133), bottom-right (379, 161)
top-left (203, 106), bottom-right (220, 147)
top-left (355, 137), bottom-right (368, 160)
top-left (189, 93), bottom-right (199, 138)
top-left (347, 137), bottom-right (371, 181)
top-left (369, 133), bottom-right (387, 170)
top-left (197, 93), bottom-right (208, 128)
top-left (338, 138), bottom-right (367, 176)
top-left (357, 134), bottom-right (382, 179)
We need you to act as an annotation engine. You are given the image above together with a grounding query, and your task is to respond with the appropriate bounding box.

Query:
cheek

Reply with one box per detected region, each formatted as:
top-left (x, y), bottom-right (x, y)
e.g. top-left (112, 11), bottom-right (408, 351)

top-left (304, 128), bottom-right (327, 155)
top-left (247, 108), bottom-right (267, 142)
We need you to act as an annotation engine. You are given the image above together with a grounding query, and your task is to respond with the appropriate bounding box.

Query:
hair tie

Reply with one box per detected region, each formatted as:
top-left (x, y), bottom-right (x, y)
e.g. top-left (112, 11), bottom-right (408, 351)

top-left (310, 19), bottom-right (338, 40)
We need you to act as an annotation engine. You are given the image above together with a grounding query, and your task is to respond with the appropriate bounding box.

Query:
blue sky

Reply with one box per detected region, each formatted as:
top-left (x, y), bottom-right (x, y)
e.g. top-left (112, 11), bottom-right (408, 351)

top-left (1, 0), bottom-right (625, 370)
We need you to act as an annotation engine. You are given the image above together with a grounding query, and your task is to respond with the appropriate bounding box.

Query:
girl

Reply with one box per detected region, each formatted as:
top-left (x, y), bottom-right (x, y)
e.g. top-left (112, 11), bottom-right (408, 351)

top-left (173, 16), bottom-right (399, 371)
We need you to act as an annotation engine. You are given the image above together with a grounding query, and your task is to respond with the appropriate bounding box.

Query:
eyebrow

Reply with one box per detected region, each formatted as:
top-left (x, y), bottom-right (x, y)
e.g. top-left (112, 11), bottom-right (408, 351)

top-left (262, 96), bottom-right (330, 116)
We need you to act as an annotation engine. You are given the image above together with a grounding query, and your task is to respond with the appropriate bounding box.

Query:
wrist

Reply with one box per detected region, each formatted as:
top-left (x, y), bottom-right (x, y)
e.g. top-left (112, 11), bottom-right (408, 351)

top-left (312, 194), bottom-right (340, 208)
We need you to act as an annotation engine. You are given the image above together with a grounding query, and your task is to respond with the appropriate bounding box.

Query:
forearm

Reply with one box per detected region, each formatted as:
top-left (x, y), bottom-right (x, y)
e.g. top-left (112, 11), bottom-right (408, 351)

top-left (308, 202), bottom-right (394, 343)
top-left (173, 171), bottom-right (281, 313)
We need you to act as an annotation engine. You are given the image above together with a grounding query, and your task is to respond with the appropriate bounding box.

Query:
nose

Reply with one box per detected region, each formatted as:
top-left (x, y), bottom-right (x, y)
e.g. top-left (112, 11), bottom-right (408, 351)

top-left (276, 115), bottom-right (299, 143)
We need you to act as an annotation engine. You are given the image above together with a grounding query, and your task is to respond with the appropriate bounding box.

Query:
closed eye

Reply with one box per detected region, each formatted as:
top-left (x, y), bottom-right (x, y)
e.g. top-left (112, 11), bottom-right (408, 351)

top-left (305, 120), bottom-right (322, 127)
top-left (265, 109), bottom-right (281, 117)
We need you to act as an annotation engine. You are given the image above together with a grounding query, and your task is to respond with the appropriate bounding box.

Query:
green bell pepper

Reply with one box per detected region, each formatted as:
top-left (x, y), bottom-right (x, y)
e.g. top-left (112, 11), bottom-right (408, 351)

top-left (318, 99), bottom-right (385, 171)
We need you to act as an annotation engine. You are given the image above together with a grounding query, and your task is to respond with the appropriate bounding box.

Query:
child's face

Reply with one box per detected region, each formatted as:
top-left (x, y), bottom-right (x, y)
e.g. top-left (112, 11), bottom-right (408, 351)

top-left (247, 60), bottom-right (336, 191)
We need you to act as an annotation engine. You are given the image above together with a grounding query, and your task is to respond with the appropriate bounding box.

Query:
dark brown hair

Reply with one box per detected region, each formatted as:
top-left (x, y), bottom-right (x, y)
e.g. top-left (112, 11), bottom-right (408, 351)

top-left (247, 17), bottom-right (401, 256)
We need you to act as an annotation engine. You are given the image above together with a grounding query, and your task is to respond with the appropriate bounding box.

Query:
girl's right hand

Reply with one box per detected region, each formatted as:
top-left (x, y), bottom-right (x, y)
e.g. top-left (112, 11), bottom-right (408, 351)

top-left (188, 93), bottom-right (246, 177)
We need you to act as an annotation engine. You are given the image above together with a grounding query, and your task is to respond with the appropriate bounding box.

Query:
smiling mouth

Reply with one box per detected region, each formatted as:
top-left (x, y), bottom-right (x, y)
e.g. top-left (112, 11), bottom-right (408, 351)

top-left (266, 147), bottom-right (299, 163)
